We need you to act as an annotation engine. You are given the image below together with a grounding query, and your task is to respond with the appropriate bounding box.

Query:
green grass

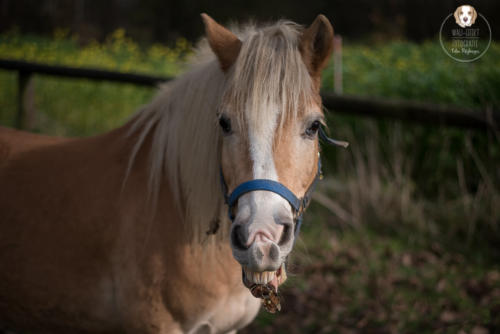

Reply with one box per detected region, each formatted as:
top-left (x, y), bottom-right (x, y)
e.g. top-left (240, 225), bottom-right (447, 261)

top-left (0, 31), bottom-right (499, 332)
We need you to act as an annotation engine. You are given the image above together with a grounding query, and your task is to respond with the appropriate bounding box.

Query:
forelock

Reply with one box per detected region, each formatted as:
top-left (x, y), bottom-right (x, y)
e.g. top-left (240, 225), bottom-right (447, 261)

top-left (222, 21), bottom-right (316, 132)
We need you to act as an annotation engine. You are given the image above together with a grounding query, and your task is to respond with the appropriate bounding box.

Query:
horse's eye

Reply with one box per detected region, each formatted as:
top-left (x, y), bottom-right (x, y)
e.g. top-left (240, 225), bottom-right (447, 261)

top-left (219, 116), bottom-right (232, 134)
top-left (305, 120), bottom-right (321, 137)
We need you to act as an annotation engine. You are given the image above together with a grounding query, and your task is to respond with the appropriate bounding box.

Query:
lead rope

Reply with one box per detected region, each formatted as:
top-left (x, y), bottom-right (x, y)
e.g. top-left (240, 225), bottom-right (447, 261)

top-left (319, 126), bottom-right (349, 148)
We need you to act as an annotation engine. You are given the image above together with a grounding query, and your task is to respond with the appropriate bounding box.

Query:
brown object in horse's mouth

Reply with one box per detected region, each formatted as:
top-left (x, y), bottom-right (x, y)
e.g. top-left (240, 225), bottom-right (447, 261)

top-left (250, 283), bottom-right (281, 313)
top-left (242, 263), bottom-right (287, 313)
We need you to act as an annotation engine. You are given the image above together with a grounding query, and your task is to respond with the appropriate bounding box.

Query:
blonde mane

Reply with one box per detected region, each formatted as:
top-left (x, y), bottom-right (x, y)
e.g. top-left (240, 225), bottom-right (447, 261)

top-left (127, 20), bottom-right (315, 243)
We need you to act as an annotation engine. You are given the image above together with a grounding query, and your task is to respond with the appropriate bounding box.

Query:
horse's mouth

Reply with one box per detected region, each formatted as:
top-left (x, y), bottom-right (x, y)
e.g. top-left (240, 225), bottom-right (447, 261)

top-left (242, 263), bottom-right (287, 292)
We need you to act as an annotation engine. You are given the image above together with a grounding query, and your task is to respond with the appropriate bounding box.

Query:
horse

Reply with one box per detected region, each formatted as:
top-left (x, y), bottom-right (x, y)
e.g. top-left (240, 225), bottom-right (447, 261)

top-left (0, 14), bottom-right (335, 333)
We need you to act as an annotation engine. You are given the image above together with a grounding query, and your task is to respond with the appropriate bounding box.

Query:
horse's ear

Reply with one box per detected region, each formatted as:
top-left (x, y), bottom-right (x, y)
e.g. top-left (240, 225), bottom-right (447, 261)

top-left (299, 14), bottom-right (334, 82)
top-left (201, 13), bottom-right (242, 72)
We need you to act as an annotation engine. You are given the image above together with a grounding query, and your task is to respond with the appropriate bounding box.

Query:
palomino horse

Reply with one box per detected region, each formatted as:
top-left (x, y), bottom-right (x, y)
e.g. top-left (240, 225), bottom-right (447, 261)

top-left (0, 14), bottom-right (337, 333)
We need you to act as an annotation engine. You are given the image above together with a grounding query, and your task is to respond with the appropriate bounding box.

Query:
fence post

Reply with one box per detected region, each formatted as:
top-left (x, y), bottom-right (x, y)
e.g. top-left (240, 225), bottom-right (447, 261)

top-left (16, 71), bottom-right (36, 130)
top-left (333, 35), bottom-right (343, 94)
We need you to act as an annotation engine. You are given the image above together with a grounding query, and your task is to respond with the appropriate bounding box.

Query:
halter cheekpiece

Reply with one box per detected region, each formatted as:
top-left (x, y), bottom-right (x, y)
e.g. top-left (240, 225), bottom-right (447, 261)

top-left (220, 126), bottom-right (348, 238)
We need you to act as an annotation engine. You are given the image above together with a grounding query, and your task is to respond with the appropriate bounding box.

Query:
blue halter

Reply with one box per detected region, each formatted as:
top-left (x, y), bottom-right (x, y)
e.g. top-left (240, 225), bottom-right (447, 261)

top-left (220, 126), bottom-right (348, 238)
top-left (221, 159), bottom-right (321, 238)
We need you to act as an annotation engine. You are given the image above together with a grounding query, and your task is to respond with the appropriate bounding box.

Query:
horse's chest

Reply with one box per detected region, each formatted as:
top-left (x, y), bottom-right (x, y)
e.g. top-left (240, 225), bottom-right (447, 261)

top-left (186, 288), bottom-right (261, 334)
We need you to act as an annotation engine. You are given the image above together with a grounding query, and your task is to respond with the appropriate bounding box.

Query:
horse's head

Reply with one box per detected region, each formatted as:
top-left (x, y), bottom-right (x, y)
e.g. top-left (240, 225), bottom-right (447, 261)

top-left (202, 14), bottom-right (334, 292)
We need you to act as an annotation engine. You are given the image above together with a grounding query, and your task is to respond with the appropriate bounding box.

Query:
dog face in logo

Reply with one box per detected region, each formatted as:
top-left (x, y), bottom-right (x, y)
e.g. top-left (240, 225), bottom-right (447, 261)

top-left (454, 5), bottom-right (477, 28)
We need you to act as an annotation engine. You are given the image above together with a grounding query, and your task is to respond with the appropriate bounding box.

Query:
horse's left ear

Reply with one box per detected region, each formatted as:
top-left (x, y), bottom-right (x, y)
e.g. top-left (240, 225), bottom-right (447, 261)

top-left (201, 13), bottom-right (242, 72)
top-left (300, 14), bottom-right (334, 82)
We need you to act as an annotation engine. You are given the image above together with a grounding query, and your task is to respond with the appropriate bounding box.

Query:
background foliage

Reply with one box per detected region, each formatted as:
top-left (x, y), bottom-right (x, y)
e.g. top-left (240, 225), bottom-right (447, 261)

top-left (1, 0), bottom-right (500, 43)
top-left (0, 29), bottom-right (499, 333)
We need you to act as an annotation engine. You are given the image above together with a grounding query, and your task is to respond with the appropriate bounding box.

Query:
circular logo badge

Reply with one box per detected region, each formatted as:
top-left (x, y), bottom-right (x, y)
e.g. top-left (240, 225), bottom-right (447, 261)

top-left (439, 5), bottom-right (491, 62)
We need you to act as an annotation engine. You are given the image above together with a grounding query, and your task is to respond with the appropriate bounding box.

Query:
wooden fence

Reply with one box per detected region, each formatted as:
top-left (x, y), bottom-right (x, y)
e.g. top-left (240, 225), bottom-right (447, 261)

top-left (0, 59), bottom-right (498, 131)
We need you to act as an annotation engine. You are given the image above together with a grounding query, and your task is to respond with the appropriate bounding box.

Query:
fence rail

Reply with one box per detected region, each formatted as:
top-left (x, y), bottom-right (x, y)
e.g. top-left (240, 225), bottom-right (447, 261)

top-left (0, 59), bottom-right (497, 131)
top-left (0, 59), bottom-right (171, 86)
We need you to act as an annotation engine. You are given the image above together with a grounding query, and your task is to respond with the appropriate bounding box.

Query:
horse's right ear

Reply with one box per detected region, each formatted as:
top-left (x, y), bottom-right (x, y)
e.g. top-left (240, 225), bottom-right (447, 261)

top-left (201, 13), bottom-right (242, 72)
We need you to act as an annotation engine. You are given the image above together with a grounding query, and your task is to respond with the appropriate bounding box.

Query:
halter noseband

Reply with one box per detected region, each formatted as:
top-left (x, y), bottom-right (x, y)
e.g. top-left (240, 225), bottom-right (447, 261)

top-left (220, 126), bottom-right (348, 238)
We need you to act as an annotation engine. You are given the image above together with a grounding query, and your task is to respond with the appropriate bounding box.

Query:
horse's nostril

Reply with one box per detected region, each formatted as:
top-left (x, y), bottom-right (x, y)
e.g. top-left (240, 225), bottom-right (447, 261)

top-left (269, 243), bottom-right (279, 262)
top-left (278, 222), bottom-right (293, 246)
top-left (231, 225), bottom-right (248, 250)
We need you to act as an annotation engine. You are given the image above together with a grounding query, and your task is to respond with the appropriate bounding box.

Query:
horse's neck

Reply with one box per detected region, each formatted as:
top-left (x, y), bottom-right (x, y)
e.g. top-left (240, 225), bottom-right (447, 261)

top-left (114, 119), bottom-right (239, 284)
top-left (115, 113), bottom-right (229, 242)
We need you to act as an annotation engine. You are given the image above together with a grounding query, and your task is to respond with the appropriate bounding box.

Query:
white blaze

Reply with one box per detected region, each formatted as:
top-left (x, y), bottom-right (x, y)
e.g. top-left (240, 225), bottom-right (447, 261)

top-left (240, 103), bottom-right (292, 244)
